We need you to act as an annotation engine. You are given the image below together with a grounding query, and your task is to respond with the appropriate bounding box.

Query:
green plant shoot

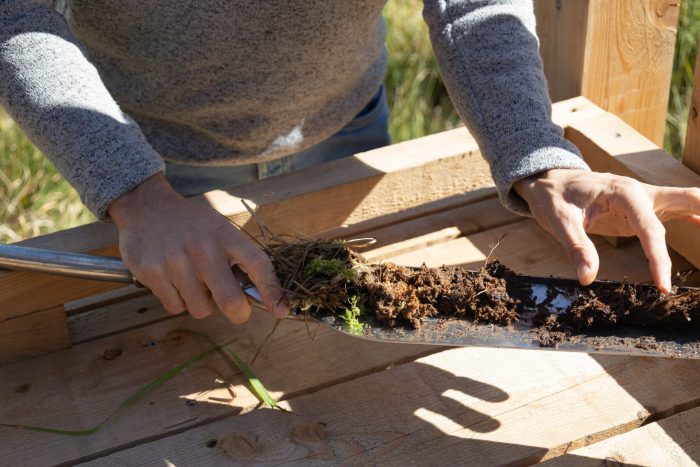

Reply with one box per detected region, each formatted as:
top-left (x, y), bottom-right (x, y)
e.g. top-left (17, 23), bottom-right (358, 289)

top-left (342, 295), bottom-right (364, 336)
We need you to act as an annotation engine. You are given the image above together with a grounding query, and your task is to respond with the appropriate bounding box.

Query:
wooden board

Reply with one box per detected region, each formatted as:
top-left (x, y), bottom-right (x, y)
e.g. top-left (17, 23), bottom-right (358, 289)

top-left (361, 194), bottom-right (520, 260)
top-left (566, 109), bottom-right (700, 269)
top-left (80, 347), bottom-right (700, 466)
top-left (581, 0), bottom-right (679, 146)
top-left (0, 306), bottom-right (70, 362)
top-left (386, 219), bottom-right (692, 282)
top-left (536, 1), bottom-right (679, 146)
top-left (0, 307), bottom-right (443, 466)
top-left (683, 45), bottom-right (700, 175)
top-left (535, 0), bottom-right (590, 102)
top-left (543, 405), bottom-right (700, 466)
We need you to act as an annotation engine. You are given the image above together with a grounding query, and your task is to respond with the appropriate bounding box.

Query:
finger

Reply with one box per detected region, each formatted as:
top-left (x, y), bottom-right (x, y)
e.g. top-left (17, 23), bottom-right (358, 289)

top-left (678, 214), bottom-right (700, 226)
top-left (134, 264), bottom-right (187, 314)
top-left (649, 185), bottom-right (700, 216)
top-left (167, 254), bottom-right (216, 319)
top-left (196, 254), bottom-right (252, 324)
top-left (621, 196), bottom-right (672, 293)
top-left (547, 208), bottom-right (600, 286)
top-left (225, 241), bottom-right (289, 317)
top-left (150, 281), bottom-right (187, 315)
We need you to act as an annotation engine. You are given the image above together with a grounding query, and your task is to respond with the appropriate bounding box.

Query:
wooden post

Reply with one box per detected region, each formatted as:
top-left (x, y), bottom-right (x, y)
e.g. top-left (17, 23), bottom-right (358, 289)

top-left (536, 0), bottom-right (680, 147)
top-left (683, 46), bottom-right (700, 174)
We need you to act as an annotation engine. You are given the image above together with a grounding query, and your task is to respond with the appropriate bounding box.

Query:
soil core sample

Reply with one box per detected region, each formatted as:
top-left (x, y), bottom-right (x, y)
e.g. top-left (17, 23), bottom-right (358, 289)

top-left (264, 234), bottom-right (700, 353)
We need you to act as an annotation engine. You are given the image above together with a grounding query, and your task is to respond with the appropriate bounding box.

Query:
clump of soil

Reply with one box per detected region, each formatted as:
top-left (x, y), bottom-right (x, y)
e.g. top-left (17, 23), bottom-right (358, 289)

top-left (530, 280), bottom-right (700, 349)
top-left (361, 261), bottom-right (519, 327)
top-left (265, 233), bottom-right (519, 328)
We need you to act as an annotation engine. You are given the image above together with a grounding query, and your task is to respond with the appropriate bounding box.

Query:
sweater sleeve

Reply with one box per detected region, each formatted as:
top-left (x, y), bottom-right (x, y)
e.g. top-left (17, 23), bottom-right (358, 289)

top-left (423, 0), bottom-right (590, 215)
top-left (0, 1), bottom-right (164, 219)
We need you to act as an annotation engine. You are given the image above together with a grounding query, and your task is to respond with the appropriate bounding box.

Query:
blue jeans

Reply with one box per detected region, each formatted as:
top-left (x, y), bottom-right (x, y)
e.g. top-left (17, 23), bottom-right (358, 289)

top-left (165, 86), bottom-right (391, 196)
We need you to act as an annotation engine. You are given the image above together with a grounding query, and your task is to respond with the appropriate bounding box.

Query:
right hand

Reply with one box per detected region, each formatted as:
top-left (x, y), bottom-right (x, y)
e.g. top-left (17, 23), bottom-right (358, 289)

top-left (108, 173), bottom-right (289, 323)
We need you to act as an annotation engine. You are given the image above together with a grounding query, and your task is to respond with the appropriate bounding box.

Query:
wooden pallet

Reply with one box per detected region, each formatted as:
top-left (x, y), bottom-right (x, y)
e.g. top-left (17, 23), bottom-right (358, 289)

top-left (2, 97), bottom-right (700, 466)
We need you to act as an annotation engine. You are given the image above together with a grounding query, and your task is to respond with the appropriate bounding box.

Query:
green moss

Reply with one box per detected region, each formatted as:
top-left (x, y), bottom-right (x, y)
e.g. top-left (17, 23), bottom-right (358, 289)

top-left (304, 256), bottom-right (357, 282)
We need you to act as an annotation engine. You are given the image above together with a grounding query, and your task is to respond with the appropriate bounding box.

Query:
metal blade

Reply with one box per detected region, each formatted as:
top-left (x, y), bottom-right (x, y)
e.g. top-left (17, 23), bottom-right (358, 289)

top-left (285, 275), bottom-right (700, 359)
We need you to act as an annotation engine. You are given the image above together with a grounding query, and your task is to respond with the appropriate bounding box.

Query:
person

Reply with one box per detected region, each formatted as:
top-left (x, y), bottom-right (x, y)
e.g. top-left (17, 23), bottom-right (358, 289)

top-left (2, 1), bottom-right (699, 325)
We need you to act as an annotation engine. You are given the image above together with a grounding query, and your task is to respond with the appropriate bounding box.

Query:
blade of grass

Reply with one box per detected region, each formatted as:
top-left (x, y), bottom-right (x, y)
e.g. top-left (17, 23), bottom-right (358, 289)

top-left (0, 335), bottom-right (238, 436)
top-left (193, 331), bottom-right (281, 409)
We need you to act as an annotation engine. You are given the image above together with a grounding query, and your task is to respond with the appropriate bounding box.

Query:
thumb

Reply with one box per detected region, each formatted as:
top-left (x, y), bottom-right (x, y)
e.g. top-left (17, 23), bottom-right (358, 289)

top-left (547, 210), bottom-right (600, 286)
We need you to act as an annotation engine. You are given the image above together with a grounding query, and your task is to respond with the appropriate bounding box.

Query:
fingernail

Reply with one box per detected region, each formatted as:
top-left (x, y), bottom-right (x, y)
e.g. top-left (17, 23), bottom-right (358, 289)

top-left (274, 304), bottom-right (289, 318)
top-left (577, 264), bottom-right (592, 284)
top-left (662, 277), bottom-right (673, 294)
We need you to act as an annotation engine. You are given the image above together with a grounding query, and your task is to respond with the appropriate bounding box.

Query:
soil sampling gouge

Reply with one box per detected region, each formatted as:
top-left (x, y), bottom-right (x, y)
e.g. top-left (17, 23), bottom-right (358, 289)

top-left (1, 243), bottom-right (699, 359)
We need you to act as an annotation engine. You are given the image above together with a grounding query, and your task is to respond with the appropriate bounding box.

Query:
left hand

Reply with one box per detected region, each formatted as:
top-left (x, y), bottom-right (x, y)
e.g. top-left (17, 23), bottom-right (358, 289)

top-left (513, 169), bottom-right (700, 293)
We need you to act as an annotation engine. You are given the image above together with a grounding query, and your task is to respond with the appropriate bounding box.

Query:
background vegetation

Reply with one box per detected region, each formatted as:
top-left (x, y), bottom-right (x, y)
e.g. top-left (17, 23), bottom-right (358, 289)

top-left (1, 0), bottom-right (699, 242)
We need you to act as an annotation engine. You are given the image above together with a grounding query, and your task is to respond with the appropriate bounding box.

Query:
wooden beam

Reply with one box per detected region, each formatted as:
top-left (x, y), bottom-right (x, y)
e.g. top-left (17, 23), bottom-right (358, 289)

top-left (683, 45), bottom-right (700, 174)
top-left (536, 0), bottom-right (680, 146)
top-left (565, 108), bottom-right (700, 269)
top-left (535, 0), bottom-right (590, 102)
top-left (581, 0), bottom-right (680, 146)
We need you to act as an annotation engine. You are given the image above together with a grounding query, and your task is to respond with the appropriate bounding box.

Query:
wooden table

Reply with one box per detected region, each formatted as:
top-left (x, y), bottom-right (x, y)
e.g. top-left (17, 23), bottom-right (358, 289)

top-left (2, 98), bottom-right (699, 466)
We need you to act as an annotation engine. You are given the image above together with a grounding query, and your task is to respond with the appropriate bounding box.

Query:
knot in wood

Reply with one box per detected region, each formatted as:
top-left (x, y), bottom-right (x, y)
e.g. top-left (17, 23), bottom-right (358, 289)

top-left (220, 432), bottom-right (257, 459)
top-left (102, 348), bottom-right (122, 361)
top-left (292, 421), bottom-right (327, 444)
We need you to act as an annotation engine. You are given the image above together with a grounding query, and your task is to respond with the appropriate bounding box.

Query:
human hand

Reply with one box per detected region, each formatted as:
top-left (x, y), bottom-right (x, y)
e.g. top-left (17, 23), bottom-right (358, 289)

top-left (513, 169), bottom-right (700, 293)
top-left (108, 173), bottom-right (289, 322)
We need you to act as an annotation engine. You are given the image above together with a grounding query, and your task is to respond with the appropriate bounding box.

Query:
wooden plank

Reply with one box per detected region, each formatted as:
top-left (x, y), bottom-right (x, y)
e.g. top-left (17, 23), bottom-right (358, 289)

top-left (68, 293), bottom-right (170, 344)
top-left (0, 303), bottom-right (443, 466)
top-left (543, 405), bottom-right (700, 466)
top-left (0, 306), bottom-right (70, 363)
top-left (387, 219), bottom-right (692, 282)
top-left (580, 0), bottom-right (680, 146)
top-left (535, 0), bottom-right (590, 102)
top-left (566, 109), bottom-right (700, 269)
top-left (683, 46), bottom-right (700, 174)
top-left (80, 347), bottom-right (700, 466)
top-left (362, 194), bottom-right (520, 260)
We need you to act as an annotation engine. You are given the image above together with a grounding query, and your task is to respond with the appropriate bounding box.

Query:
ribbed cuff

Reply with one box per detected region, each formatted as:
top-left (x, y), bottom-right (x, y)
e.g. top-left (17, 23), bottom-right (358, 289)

top-left (490, 124), bottom-right (590, 216)
top-left (81, 138), bottom-right (165, 220)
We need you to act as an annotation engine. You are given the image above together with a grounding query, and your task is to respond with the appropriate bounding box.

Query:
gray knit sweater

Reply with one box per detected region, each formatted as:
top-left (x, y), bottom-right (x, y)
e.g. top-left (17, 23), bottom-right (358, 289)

top-left (0, 0), bottom-right (589, 219)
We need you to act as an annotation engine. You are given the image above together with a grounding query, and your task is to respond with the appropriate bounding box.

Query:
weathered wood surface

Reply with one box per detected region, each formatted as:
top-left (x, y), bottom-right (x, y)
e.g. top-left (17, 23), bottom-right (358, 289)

top-left (537, 0), bottom-right (680, 146)
top-left (0, 306), bottom-right (71, 362)
top-left (0, 308), bottom-right (443, 467)
top-left (3, 199), bottom-right (696, 466)
top-left (535, 0), bottom-right (589, 101)
top-left (81, 347), bottom-right (700, 466)
top-left (566, 109), bottom-right (700, 269)
top-left (543, 405), bottom-right (700, 466)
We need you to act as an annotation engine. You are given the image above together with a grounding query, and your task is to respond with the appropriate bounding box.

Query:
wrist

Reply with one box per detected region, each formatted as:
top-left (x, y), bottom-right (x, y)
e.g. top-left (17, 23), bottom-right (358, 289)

top-left (108, 173), bottom-right (176, 226)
